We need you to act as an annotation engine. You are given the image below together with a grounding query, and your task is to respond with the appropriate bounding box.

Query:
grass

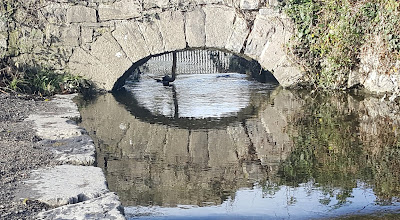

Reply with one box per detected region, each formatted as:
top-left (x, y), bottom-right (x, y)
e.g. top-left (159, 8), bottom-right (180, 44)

top-left (0, 58), bottom-right (90, 96)
top-left (283, 0), bottom-right (400, 89)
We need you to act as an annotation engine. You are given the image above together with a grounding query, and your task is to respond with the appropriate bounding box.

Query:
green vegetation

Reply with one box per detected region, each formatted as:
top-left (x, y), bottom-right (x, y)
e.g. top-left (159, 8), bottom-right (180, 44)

top-left (0, 58), bottom-right (90, 96)
top-left (283, 0), bottom-right (400, 89)
top-left (278, 92), bottom-right (400, 206)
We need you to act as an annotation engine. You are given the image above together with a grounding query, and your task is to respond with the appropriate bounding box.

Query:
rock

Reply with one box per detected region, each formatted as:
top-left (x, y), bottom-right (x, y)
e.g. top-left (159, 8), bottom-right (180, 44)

top-left (225, 14), bottom-right (249, 53)
top-left (37, 192), bottom-right (125, 220)
top-left (26, 114), bottom-right (84, 140)
top-left (98, 0), bottom-right (141, 21)
top-left (16, 165), bottom-right (109, 207)
top-left (240, 0), bottom-right (260, 10)
top-left (184, 8), bottom-right (206, 48)
top-left (69, 47), bottom-right (115, 91)
top-left (204, 5), bottom-right (236, 49)
top-left (113, 21), bottom-right (151, 63)
top-left (142, 0), bottom-right (170, 9)
top-left (60, 25), bottom-right (80, 47)
top-left (158, 11), bottom-right (186, 52)
top-left (66, 5), bottom-right (97, 23)
top-left (89, 32), bottom-right (133, 89)
top-left (137, 18), bottom-right (165, 55)
top-left (25, 94), bottom-right (85, 140)
top-left (246, 9), bottom-right (305, 87)
top-left (363, 71), bottom-right (399, 94)
top-left (38, 135), bottom-right (96, 166)
top-left (81, 27), bottom-right (94, 43)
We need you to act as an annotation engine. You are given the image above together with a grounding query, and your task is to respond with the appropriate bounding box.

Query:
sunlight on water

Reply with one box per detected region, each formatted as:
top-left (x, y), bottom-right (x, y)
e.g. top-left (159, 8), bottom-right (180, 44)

top-left (125, 182), bottom-right (399, 220)
top-left (125, 73), bottom-right (272, 119)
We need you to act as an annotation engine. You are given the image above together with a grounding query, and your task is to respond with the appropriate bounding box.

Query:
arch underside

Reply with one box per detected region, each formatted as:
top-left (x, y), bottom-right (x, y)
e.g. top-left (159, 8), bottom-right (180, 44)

top-left (68, 5), bottom-right (304, 91)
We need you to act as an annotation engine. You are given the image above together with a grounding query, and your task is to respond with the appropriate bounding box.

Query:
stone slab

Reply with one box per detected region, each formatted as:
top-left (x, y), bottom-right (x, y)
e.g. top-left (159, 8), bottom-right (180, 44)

top-left (240, 0), bottom-right (260, 10)
top-left (137, 18), bottom-right (165, 55)
top-left (69, 47), bottom-right (115, 90)
top-left (158, 11), bottom-right (186, 52)
top-left (66, 5), bottom-right (97, 23)
top-left (37, 135), bottom-right (96, 166)
top-left (204, 5), bottom-right (236, 49)
top-left (90, 33), bottom-right (134, 89)
top-left (37, 192), bottom-right (125, 220)
top-left (226, 14), bottom-right (250, 53)
top-left (26, 114), bottom-right (84, 140)
top-left (184, 8), bottom-right (206, 48)
top-left (113, 21), bottom-right (151, 63)
top-left (16, 165), bottom-right (109, 207)
top-left (99, 0), bottom-right (141, 21)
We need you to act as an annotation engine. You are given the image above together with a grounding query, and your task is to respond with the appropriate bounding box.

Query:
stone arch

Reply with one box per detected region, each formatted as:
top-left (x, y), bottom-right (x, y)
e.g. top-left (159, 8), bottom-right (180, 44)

top-left (68, 5), bottom-right (304, 91)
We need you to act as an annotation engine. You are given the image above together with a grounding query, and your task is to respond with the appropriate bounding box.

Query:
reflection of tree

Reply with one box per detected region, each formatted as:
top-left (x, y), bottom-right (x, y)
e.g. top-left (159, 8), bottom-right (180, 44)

top-left (277, 92), bottom-right (400, 206)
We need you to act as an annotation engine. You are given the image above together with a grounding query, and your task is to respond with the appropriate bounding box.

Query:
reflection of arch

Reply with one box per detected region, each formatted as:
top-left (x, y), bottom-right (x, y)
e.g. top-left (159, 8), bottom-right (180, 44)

top-left (69, 5), bottom-right (304, 91)
top-left (113, 87), bottom-right (273, 130)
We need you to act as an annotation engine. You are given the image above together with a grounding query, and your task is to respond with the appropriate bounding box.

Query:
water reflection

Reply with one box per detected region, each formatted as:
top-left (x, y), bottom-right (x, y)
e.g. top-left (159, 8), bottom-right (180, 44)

top-left (78, 82), bottom-right (400, 219)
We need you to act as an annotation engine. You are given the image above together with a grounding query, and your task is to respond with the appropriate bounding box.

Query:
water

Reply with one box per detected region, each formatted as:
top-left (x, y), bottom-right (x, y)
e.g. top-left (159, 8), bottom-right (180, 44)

top-left (77, 52), bottom-right (400, 219)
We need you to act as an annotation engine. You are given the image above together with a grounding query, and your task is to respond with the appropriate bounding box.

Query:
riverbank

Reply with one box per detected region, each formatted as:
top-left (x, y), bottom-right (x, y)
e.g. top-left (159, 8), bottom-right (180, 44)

top-left (0, 93), bottom-right (125, 219)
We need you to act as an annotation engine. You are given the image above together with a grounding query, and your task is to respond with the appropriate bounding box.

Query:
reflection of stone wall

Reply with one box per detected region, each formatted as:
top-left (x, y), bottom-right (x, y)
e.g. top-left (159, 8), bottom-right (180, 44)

top-left (78, 88), bottom-right (302, 207)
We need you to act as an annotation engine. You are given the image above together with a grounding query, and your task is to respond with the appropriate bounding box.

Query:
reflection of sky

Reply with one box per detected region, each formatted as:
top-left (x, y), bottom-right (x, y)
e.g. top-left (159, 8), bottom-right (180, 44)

top-left (125, 182), bottom-right (400, 220)
top-left (125, 73), bottom-right (256, 118)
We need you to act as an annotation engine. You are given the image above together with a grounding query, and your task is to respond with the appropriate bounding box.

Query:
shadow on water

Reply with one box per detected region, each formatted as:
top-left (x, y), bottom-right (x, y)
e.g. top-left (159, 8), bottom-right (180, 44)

top-left (77, 50), bottom-right (400, 219)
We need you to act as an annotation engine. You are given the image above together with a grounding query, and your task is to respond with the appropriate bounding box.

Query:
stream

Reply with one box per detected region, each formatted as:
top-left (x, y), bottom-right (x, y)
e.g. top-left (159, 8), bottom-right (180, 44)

top-left (77, 50), bottom-right (400, 219)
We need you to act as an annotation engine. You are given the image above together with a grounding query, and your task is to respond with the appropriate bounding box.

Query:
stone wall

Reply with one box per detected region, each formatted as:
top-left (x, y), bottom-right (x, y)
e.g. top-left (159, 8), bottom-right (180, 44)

top-left (1, 0), bottom-right (304, 90)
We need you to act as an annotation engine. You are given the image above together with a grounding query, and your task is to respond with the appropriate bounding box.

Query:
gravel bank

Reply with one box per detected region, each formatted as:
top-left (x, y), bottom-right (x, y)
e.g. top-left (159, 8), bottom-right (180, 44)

top-left (0, 94), bottom-right (57, 219)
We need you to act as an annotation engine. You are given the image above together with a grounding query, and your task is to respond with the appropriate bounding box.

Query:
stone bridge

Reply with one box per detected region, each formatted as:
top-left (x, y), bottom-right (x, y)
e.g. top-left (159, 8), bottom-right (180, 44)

top-left (3, 0), bottom-right (305, 90)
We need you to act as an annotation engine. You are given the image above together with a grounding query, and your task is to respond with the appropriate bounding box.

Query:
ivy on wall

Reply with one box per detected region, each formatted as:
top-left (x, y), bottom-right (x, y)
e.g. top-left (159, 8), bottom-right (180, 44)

top-left (283, 0), bottom-right (400, 89)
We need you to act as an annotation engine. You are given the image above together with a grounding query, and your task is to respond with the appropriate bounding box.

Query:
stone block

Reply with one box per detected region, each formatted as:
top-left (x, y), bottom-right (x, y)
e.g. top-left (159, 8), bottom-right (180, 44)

top-left (240, 0), bottom-right (260, 10)
top-left (363, 71), bottom-right (398, 94)
top-left (225, 14), bottom-right (250, 53)
top-left (113, 21), bottom-right (151, 62)
top-left (244, 13), bottom-right (275, 60)
top-left (158, 11), bottom-right (186, 52)
top-left (98, 0), bottom-right (141, 21)
top-left (81, 27), bottom-right (93, 43)
top-left (143, 0), bottom-right (170, 9)
top-left (137, 18), bottom-right (165, 55)
top-left (66, 5), bottom-right (97, 23)
top-left (89, 33), bottom-right (134, 89)
top-left (60, 25), bottom-right (80, 46)
top-left (69, 47), bottom-right (115, 90)
top-left (0, 20), bottom-right (7, 32)
top-left (37, 193), bottom-right (125, 220)
top-left (251, 15), bottom-right (304, 87)
top-left (204, 5), bottom-right (236, 49)
top-left (0, 33), bottom-right (7, 48)
top-left (41, 2), bottom-right (69, 24)
top-left (226, 125), bottom-right (251, 159)
top-left (185, 8), bottom-right (206, 48)
top-left (26, 114), bottom-right (84, 140)
top-left (16, 165), bottom-right (109, 207)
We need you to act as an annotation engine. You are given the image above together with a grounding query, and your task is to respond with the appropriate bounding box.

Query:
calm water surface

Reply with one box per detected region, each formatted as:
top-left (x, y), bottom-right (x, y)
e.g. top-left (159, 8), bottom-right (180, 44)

top-left (77, 53), bottom-right (400, 219)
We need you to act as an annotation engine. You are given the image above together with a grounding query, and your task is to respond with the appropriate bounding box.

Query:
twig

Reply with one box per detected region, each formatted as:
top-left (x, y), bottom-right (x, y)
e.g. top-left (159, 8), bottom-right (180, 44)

top-left (0, 88), bottom-right (8, 94)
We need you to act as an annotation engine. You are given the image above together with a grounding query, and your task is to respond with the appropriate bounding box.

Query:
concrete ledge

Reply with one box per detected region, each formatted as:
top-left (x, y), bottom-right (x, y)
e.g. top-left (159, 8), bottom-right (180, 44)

top-left (17, 165), bottom-right (109, 207)
top-left (19, 94), bottom-right (126, 219)
top-left (37, 192), bottom-right (125, 220)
